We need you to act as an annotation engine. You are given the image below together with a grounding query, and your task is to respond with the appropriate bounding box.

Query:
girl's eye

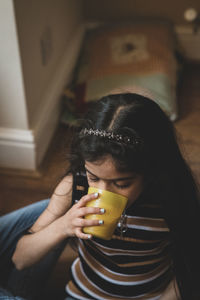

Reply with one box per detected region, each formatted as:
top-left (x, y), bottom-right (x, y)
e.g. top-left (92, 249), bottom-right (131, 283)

top-left (88, 176), bottom-right (99, 182)
top-left (113, 182), bottom-right (132, 189)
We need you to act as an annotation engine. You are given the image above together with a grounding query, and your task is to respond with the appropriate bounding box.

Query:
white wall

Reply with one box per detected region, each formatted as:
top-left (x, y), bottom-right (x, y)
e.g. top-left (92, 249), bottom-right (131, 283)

top-left (0, 0), bottom-right (85, 170)
top-left (14, 0), bottom-right (83, 128)
top-left (0, 0), bottom-right (28, 129)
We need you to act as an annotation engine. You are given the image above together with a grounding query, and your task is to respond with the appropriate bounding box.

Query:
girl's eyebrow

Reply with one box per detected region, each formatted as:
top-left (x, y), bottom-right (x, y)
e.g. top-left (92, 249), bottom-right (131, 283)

top-left (85, 167), bottom-right (135, 182)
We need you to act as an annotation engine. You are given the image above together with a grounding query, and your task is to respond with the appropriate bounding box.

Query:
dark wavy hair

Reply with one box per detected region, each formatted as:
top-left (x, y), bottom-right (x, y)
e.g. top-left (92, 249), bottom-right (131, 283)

top-left (67, 93), bottom-right (200, 299)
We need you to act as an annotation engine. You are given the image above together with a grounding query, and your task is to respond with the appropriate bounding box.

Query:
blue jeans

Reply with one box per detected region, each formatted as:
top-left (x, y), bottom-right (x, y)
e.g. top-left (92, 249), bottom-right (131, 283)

top-left (0, 287), bottom-right (25, 300)
top-left (0, 200), bottom-right (67, 300)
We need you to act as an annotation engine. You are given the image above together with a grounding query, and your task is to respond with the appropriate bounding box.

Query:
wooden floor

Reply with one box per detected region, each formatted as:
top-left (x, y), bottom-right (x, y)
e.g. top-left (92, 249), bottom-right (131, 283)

top-left (0, 63), bottom-right (200, 299)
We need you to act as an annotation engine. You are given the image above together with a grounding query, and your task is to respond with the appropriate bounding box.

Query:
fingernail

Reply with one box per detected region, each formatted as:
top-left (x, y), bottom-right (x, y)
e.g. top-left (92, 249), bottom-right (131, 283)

top-left (100, 208), bottom-right (105, 213)
top-left (94, 192), bottom-right (98, 197)
top-left (99, 220), bottom-right (104, 225)
top-left (87, 234), bottom-right (92, 239)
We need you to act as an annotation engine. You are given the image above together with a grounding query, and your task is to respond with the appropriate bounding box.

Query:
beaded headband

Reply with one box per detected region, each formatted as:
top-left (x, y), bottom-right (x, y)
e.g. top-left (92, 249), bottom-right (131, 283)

top-left (80, 128), bottom-right (141, 146)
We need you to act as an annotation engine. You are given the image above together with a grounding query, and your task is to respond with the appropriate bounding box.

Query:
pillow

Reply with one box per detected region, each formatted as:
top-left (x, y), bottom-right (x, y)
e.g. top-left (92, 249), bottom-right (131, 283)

top-left (65, 21), bottom-right (178, 122)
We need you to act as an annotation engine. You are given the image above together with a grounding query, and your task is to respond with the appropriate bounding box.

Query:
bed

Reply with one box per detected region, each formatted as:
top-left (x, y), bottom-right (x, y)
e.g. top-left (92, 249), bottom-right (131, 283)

top-left (61, 20), bottom-right (179, 125)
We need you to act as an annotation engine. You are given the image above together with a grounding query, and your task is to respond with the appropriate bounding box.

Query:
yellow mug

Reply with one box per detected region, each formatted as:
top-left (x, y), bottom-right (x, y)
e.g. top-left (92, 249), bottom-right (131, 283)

top-left (83, 187), bottom-right (128, 240)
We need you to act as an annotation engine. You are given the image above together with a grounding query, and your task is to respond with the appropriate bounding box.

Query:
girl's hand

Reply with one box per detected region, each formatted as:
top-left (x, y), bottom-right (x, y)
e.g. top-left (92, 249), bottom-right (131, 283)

top-left (60, 192), bottom-right (104, 239)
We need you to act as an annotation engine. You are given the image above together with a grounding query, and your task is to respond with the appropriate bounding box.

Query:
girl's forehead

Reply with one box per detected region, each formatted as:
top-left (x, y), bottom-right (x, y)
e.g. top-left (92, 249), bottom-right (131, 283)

top-left (85, 156), bottom-right (134, 179)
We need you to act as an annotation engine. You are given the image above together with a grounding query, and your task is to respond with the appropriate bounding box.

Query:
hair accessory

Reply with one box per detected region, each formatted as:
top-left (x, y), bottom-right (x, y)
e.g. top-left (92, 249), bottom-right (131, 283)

top-left (80, 128), bottom-right (140, 146)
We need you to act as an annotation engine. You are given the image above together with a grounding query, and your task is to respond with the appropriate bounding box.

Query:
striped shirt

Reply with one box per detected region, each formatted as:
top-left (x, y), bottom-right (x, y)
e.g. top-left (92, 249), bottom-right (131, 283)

top-left (66, 173), bottom-right (173, 300)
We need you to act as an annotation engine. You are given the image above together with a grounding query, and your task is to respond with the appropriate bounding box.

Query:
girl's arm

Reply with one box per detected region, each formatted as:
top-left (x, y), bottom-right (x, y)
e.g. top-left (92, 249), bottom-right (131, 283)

top-left (12, 175), bottom-right (103, 270)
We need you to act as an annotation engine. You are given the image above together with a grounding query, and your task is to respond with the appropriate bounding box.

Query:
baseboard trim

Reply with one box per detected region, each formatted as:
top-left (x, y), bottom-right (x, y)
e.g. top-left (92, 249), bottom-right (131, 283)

top-left (0, 24), bottom-right (86, 170)
top-left (0, 128), bottom-right (36, 169)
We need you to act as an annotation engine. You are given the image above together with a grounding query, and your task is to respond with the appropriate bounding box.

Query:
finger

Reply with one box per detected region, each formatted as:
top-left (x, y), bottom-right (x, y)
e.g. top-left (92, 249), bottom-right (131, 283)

top-left (77, 192), bottom-right (99, 207)
top-left (84, 219), bottom-right (104, 227)
top-left (75, 228), bottom-right (93, 240)
top-left (79, 206), bottom-right (105, 217)
top-left (76, 218), bottom-right (104, 227)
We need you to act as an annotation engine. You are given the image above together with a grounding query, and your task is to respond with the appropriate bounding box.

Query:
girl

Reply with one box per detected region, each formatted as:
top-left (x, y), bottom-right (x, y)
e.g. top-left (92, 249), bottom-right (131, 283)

top-left (13, 93), bottom-right (200, 300)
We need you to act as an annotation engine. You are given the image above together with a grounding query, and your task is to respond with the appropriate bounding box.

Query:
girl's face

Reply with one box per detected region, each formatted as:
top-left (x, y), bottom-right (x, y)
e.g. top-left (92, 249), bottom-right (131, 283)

top-left (85, 155), bottom-right (143, 207)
